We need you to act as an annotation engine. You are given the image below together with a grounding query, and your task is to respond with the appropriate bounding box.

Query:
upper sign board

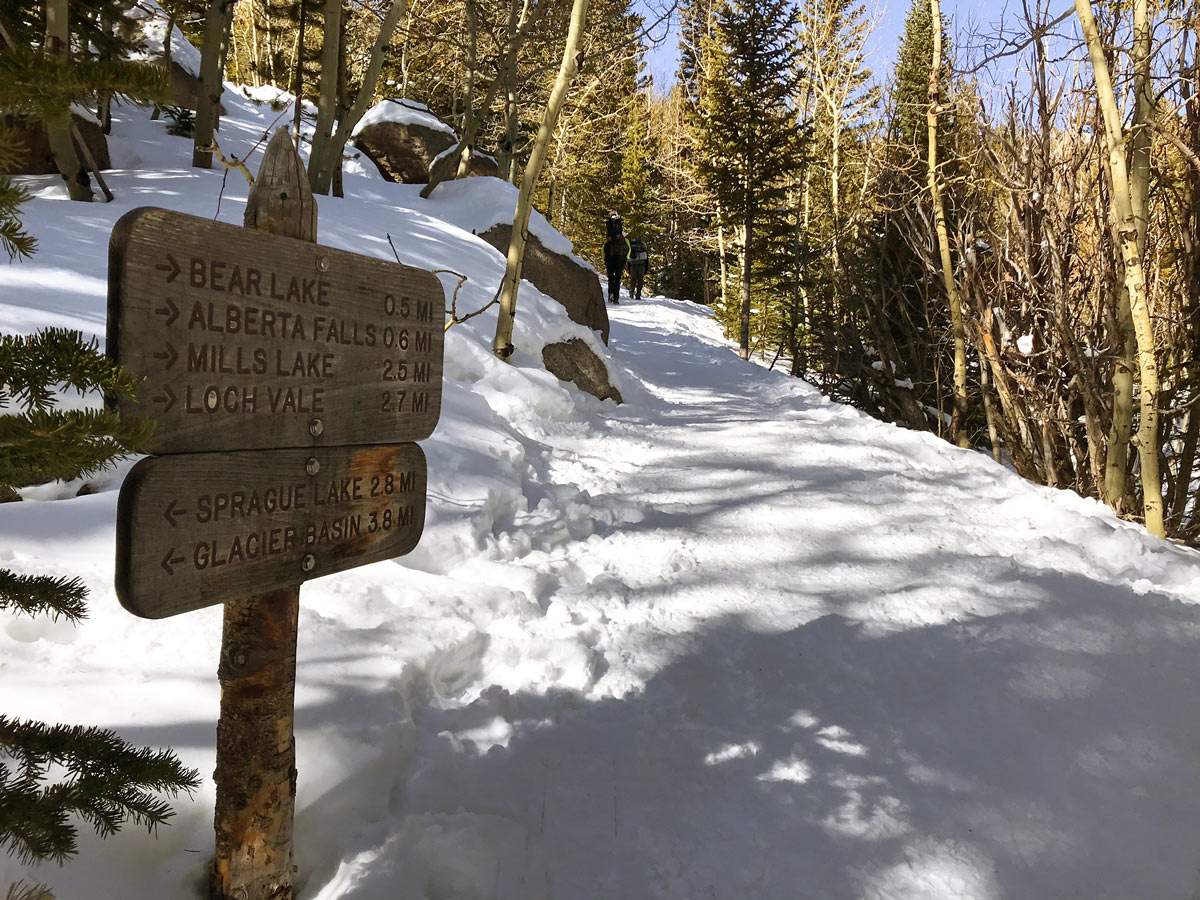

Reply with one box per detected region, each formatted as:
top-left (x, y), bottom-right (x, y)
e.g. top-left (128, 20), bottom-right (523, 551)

top-left (116, 443), bottom-right (427, 618)
top-left (108, 207), bottom-right (445, 454)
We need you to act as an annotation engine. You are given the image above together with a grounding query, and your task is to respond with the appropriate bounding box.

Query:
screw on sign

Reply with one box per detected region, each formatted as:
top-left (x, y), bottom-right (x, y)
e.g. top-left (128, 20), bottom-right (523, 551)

top-left (107, 128), bottom-right (445, 900)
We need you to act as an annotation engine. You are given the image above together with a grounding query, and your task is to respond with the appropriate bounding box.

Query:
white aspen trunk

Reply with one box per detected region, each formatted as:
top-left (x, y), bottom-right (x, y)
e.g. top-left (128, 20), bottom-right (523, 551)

top-left (492, 0), bottom-right (589, 359)
top-left (829, 102), bottom-right (841, 274)
top-left (193, 0), bottom-right (235, 168)
top-left (928, 0), bottom-right (969, 447)
top-left (1105, 0), bottom-right (1154, 510)
top-left (1076, 0), bottom-right (1165, 537)
top-left (308, 0), bottom-right (406, 194)
top-left (498, 0), bottom-right (527, 184)
top-left (740, 210), bottom-right (752, 360)
top-left (716, 204), bottom-right (729, 325)
top-left (249, 3), bottom-right (261, 87)
top-left (311, 0), bottom-right (342, 187)
top-left (453, 0), bottom-right (479, 180)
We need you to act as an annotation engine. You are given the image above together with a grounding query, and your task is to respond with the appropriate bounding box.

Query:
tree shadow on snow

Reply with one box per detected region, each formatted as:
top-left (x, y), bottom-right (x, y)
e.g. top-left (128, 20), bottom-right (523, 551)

top-left (290, 564), bottom-right (1200, 900)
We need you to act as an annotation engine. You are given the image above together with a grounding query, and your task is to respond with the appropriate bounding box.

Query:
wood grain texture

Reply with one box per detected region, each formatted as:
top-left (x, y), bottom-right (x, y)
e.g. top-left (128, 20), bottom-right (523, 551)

top-left (107, 206), bottom-right (444, 453)
top-left (116, 443), bottom-right (427, 618)
top-left (244, 128), bottom-right (316, 239)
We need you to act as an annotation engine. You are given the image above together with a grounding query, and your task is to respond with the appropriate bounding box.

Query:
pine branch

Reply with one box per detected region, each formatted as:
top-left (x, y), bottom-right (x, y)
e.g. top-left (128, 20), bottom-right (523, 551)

top-left (0, 717), bottom-right (201, 865)
top-left (0, 330), bottom-right (141, 413)
top-left (0, 570), bottom-right (87, 622)
top-left (5, 881), bottom-right (54, 900)
top-left (0, 50), bottom-right (170, 123)
top-left (0, 126), bottom-right (35, 262)
top-left (0, 408), bottom-right (154, 488)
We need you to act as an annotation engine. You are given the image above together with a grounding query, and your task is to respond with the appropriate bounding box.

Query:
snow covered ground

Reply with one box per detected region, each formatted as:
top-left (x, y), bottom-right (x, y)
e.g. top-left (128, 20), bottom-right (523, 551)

top-left (5, 80), bottom-right (1200, 900)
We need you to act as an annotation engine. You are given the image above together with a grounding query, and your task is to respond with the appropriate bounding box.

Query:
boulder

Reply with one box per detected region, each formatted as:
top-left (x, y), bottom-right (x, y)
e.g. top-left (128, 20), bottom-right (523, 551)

top-left (167, 61), bottom-right (225, 114)
top-left (4, 113), bottom-right (110, 175)
top-left (353, 119), bottom-right (456, 184)
top-left (478, 224), bottom-right (609, 344)
top-left (542, 339), bottom-right (622, 404)
top-left (465, 152), bottom-right (499, 178)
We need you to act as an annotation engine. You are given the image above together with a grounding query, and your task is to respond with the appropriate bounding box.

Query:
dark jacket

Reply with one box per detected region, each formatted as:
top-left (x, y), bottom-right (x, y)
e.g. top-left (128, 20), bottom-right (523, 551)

top-left (603, 236), bottom-right (630, 271)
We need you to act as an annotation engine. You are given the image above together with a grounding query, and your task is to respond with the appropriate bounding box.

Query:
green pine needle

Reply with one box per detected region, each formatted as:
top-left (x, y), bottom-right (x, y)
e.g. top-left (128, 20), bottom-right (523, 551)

top-left (0, 717), bottom-right (201, 865)
top-left (0, 569), bottom-right (87, 622)
top-left (5, 881), bottom-right (54, 900)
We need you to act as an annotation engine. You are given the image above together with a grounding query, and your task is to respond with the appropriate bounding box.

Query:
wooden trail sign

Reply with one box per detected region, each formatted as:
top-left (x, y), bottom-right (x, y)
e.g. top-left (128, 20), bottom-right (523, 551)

top-left (116, 443), bottom-right (427, 618)
top-left (108, 206), bottom-right (445, 454)
top-left (104, 128), bottom-right (448, 900)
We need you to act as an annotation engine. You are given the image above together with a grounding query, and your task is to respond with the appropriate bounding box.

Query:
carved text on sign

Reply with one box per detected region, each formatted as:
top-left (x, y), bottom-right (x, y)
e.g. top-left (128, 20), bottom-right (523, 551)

top-left (116, 444), bottom-right (428, 618)
top-left (108, 208), bottom-right (445, 453)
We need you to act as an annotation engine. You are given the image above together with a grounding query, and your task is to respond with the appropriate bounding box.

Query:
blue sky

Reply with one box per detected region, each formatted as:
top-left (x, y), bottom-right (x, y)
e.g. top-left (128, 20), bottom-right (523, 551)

top-left (639, 0), bottom-right (1006, 92)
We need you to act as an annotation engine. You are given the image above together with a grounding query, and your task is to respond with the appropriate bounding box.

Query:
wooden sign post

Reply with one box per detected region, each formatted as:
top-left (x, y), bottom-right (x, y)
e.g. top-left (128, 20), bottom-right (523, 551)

top-left (107, 128), bottom-right (446, 900)
top-left (212, 129), bottom-right (310, 900)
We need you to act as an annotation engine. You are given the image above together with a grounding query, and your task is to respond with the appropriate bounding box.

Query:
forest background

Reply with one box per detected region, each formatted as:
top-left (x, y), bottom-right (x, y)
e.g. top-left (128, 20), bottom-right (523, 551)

top-left (3, 0), bottom-right (1199, 540)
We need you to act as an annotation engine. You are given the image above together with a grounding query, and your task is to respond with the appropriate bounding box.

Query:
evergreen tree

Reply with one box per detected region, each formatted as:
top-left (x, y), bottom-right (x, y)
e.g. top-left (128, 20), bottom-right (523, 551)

top-left (890, 0), bottom-right (951, 165)
top-left (0, 329), bottom-right (198, 877)
top-left (618, 91), bottom-right (664, 250)
top-left (693, 0), bottom-right (802, 358)
top-left (0, 127), bottom-right (35, 261)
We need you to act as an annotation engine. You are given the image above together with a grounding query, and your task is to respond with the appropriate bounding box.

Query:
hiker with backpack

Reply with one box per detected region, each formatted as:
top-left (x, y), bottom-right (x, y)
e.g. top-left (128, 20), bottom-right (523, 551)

top-left (602, 213), bottom-right (630, 304)
top-left (627, 236), bottom-right (649, 301)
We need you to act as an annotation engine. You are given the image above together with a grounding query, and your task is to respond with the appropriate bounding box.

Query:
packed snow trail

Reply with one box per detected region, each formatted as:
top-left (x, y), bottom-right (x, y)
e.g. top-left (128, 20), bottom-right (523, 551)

top-left (303, 297), bottom-right (1200, 900)
top-left (2, 79), bottom-right (1200, 896)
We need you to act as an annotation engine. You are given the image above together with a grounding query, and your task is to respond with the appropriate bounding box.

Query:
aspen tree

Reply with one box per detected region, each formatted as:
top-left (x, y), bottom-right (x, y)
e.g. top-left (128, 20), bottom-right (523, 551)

top-left (927, 0), bottom-right (968, 446)
top-left (308, 0), bottom-right (407, 194)
top-left (43, 0), bottom-right (90, 199)
top-left (193, 0), bottom-right (236, 169)
top-left (1075, 0), bottom-right (1164, 536)
top-left (492, 0), bottom-right (590, 358)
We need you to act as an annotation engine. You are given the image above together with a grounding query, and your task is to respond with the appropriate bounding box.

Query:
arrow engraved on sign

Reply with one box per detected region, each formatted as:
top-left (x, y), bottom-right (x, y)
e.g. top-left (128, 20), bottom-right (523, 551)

top-left (160, 548), bottom-right (185, 575)
top-left (153, 386), bottom-right (177, 412)
top-left (163, 499), bottom-right (186, 526)
top-left (154, 297), bottom-right (179, 325)
top-left (153, 343), bottom-right (179, 369)
top-left (155, 254), bottom-right (181, 283)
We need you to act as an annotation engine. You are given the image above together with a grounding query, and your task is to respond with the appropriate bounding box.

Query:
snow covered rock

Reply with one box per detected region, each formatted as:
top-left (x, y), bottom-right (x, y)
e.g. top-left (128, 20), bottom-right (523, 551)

top-left (541, 338), bottom-right (622, 403)
top-left (163, 60), bottom-right (223, 113)
top-left (4, 112), bottom-right (110, 174)
top-left (125, 1), bottom-right (221, 113)
top-left (353, 99), bottom-right (458, 184)
top-left (478, 224), bottom-right (609, 344)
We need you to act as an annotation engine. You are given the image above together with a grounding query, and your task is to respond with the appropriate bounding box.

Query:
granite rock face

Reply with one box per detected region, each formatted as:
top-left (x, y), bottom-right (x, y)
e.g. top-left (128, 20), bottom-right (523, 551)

top-left (478, 224), bottom-right (609, 345)
top-left (353, 120), bottom-right (456, 184)
top-left (542, 339), bottom-right (622, 404)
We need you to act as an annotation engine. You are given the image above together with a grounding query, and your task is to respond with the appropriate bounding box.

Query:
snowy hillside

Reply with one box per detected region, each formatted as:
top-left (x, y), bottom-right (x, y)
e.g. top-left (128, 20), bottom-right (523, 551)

top-left (5, 88), bottom-right (1200, 900)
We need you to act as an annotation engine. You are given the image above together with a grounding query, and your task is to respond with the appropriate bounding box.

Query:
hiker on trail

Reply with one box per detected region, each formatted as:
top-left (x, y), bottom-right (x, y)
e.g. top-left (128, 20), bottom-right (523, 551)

top-left (602, 213), bottom-right (630, 305)
top-left (627, 236), bottom-right (649, 301)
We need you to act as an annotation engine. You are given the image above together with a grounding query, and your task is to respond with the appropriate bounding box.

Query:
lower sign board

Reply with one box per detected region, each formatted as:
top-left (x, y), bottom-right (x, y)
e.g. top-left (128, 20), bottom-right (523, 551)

top-left (116, 444), bottom-right (427, 618)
